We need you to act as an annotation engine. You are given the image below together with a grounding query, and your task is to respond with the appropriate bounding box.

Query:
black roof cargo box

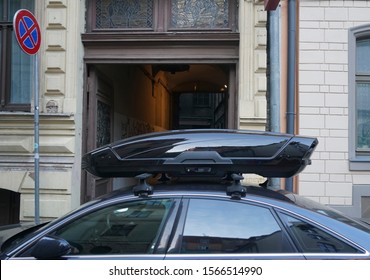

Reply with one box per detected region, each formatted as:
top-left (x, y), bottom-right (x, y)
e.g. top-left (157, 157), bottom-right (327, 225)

top-left (82, 129), bottom-right (318, 178)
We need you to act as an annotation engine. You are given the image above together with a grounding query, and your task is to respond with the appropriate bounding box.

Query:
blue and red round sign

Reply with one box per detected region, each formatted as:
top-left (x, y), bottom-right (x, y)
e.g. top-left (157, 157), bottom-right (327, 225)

top-left (13, 9), bottom-right (41, 55)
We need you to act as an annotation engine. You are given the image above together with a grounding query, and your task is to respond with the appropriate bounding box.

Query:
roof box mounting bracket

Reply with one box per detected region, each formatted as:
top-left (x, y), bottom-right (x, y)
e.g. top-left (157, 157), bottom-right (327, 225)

top-left (226, 173), bottom-right (247, 200)
top-left (133, 173), bottom-right (153, 197)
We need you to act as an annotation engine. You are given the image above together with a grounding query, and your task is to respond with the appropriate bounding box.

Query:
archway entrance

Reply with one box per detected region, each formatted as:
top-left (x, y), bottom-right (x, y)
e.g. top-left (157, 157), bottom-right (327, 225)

top-left (81, 26), bottom-right (239, 202)
top-left (81, 63), bottom-right (237, 202)
top-left (167, 64), bottom-right (229, 130)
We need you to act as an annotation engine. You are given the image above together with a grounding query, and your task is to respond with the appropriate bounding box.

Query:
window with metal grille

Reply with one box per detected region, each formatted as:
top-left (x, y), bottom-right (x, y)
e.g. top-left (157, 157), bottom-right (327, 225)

top-left (88, 0), bottom-right (236, 32)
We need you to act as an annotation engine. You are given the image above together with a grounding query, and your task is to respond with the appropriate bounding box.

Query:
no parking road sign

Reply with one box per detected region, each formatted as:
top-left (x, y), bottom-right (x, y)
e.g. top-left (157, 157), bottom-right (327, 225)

top-left (13, 9), bottom-right (41, 224)
top-left (13, 9), bottom-right (41, 55)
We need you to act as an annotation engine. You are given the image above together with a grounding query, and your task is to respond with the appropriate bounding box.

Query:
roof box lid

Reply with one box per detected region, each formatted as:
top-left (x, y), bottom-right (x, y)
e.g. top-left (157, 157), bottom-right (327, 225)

top-left (82, 129), bottom-right (318, 178)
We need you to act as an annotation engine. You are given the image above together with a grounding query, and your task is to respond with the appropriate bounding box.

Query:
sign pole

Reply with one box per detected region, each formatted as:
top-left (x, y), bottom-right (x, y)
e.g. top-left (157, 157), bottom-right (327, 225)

top-left (34, 54), bottom-right (40, 225)
top-left (13, 9), bottom-right (42, 224)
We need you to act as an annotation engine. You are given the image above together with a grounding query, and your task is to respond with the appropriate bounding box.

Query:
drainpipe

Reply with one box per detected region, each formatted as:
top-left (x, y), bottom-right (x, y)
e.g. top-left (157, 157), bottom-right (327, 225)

top-left (269, 6), bottom-right (281, 189)
top-left (286, 0), bottom-right (297, 192)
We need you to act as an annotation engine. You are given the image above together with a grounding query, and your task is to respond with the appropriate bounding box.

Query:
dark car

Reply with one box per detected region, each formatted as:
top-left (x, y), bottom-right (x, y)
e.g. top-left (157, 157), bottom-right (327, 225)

top-left (0, 223), bottom-right (38, 248)
top-left (1, 129), bottom-right (370, 260)
top-left (0, 222), bottom-right (48, 252)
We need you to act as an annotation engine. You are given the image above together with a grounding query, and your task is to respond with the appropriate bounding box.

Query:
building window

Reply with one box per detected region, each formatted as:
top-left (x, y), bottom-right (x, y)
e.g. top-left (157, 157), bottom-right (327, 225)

top-left (88, 0), bottom-right (237, 32)
top-left (171, 0), bottom-right (229, 29)
top-left (355, 40), bottom-right (370, 152)
top-left (349, 25), bottom-right (370, 170)
top-left (0, 0), bottom-right (34, 112)
top-left (193, 93), bottom-right (210, 107)
top-left (95, 0), bottom-right (153, 29)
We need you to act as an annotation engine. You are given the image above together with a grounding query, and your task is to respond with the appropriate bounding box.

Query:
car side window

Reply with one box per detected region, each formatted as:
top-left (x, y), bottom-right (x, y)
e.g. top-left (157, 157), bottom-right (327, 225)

top-left (180, 199), bottom-right (294, 254)
top-left (278, 213), bottom-right (361, 253)
top-left (49, 199), bottom-right (173, 255)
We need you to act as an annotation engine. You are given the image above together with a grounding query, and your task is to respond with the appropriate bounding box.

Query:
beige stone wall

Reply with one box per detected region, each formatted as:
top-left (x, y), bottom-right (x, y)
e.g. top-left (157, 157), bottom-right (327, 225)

top-left (0, 0), bottom-right (84, 221)
top-left (238, 0), bottom-right (267, 131)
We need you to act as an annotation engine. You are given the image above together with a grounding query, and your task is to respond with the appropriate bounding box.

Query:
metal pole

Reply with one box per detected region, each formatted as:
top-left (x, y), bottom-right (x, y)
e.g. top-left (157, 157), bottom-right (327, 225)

top-left (13, 9), bottom-right (41, 223)
top-left (286, 0), bottom-right (297, 192)
top-left (287, 0), bottom-right (296, 135)
top-left (34, 54), bottom-right (40, 224)
top-left (269, 7), bottom-right (281, 190)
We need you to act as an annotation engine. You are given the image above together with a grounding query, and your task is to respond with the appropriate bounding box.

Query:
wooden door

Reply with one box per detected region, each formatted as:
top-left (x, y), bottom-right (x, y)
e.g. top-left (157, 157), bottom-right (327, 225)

top-left (82, 66), bottom-right (113, 202)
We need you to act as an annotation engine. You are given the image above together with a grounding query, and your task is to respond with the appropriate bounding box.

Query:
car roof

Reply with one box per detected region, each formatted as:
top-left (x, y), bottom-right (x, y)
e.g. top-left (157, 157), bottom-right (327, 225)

top-left (96, 177), bottom-right (295, 205)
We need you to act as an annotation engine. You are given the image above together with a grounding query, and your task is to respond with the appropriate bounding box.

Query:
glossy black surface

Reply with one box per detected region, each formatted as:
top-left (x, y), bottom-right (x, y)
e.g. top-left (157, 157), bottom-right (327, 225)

top-left (82, 129), bottom-right (318, 178)
top-left (31, 236), bottom-right (71, 259)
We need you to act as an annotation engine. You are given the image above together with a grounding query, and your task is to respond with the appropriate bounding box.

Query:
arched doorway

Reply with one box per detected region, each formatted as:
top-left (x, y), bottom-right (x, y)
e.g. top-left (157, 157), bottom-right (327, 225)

top-left (81, 13), bottom-right (239, 201)
top-left (81, 62), bottom-right (237, 202)
top-left (168, 64), bottom-right (230, 129)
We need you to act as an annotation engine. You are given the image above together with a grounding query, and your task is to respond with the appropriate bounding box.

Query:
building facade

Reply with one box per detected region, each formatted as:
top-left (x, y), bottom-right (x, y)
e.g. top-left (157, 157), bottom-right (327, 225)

top-left (4, 0), bottom-right (368, 224)
top-left (0, 0), bottom-right (270, 223)
top-left (298, 0), bottom-right (370, 219)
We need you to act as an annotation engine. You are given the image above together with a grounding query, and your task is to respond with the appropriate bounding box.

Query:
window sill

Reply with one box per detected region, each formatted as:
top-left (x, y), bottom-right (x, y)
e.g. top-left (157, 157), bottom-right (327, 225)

top-left (0, 112), bottom-right (73, 117)
top-left (349, 157), bottom-right (370, 171)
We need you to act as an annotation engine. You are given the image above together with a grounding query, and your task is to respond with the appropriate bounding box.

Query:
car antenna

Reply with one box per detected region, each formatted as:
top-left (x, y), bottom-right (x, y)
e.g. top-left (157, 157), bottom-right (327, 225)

top-left (226, 173), bottom-right (247, 200)
top-left (133, 173), bottom-right (153, 197)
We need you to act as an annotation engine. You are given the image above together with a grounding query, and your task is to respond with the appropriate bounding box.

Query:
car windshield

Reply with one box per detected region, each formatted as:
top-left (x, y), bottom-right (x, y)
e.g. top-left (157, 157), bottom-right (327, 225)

top-left (285, 193), bottom-right (370, 234)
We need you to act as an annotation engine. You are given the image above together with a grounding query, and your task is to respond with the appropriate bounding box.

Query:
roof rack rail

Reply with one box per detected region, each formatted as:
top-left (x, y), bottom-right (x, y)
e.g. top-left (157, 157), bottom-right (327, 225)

top-left (82, 129), bottom-right (318, 179)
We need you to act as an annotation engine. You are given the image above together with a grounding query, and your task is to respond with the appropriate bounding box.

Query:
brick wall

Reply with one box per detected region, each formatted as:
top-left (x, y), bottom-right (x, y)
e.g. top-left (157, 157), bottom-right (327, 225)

top-left (299, 0), bottom-right (370, 215)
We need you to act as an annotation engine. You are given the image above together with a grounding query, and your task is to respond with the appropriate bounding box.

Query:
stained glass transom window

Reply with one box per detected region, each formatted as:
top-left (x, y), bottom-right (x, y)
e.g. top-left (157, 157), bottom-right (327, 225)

top-left (96, 0), bottom-right (153, 29)
top-left (171, 0), bottom-right (229, 29)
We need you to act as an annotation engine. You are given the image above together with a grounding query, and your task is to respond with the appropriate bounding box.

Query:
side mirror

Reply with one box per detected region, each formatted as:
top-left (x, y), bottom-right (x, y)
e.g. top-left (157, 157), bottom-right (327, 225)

top-left (31, 236), bottom-right (71, 259)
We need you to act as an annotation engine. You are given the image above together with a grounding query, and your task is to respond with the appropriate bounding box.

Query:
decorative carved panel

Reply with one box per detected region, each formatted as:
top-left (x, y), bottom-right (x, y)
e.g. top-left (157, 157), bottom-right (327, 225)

top-left (171, 0), bottom-right (229, 29)
top-left (97, 100), bottom-right (111, 147)
top-left (96, 0), bottom-right (153, 28)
